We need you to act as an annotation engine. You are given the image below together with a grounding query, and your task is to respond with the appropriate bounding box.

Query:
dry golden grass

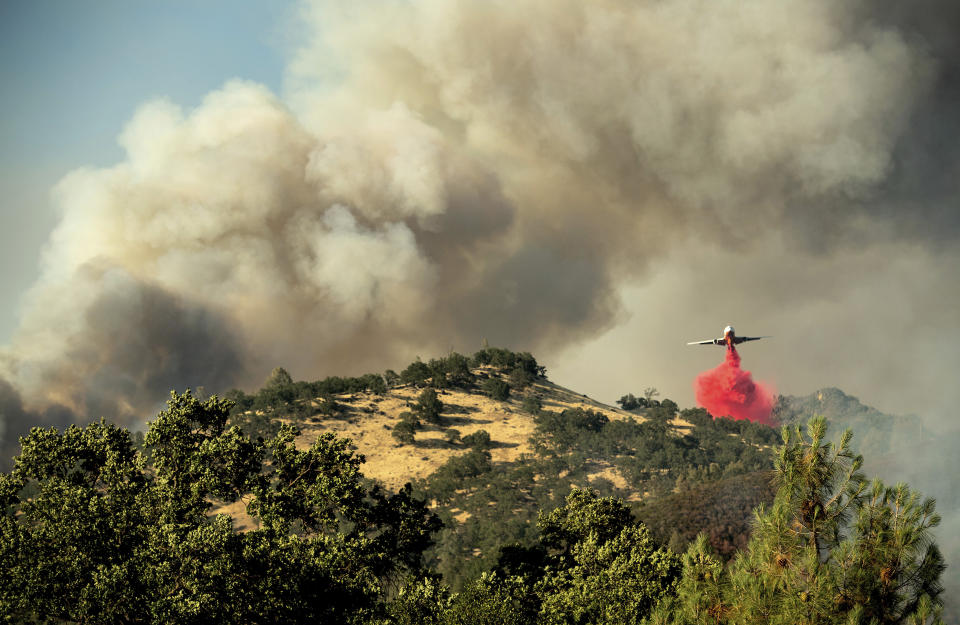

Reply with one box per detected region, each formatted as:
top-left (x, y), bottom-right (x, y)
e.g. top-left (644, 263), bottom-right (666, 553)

top-left (214, 499), bottom-right (258, 532)
top-left (296, 371), bottom-right (639, 491)
top-left (211, 371), bottom-right (660, 525)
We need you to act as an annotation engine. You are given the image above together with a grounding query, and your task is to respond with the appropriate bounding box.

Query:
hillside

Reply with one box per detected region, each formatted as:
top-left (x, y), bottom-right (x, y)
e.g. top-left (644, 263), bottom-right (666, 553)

top-left (220, 348), bottom-right (781, 587)
top-left (296, 371), bottom-right (663, 491)
top-left (7, 346), bottom-right (948, 623)
top-left (773, 387), bottom-right (927, 457)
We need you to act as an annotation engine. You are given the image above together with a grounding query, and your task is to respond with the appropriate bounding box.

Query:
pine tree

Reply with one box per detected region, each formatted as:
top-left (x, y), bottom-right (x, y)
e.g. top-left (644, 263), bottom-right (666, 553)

top-left (662, 416), bottom-right (945, 625)
top-left (648, 535), bottom-right (728, 625)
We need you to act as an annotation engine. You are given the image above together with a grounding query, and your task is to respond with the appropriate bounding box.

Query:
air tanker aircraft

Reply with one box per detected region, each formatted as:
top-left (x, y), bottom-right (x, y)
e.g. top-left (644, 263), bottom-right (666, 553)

top-left (687, 325), bottom-right (769, 347)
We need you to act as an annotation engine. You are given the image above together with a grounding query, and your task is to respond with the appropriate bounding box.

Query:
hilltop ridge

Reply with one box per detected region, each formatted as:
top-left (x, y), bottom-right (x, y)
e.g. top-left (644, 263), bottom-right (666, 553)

top-left (295, 371), bottom-right (668, 490)
top-left (774, 386), bottom-right (926, 456)
top-left (220, 348), bottom-right (778, 584)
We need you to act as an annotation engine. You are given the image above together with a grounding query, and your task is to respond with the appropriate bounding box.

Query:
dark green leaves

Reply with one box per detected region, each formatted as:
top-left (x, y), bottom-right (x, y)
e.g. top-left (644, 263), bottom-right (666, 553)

top-left (1, 391), bottom-right (440, 625)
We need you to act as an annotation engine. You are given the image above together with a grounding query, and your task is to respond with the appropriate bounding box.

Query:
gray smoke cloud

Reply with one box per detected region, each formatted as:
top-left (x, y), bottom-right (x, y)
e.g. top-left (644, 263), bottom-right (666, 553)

top-left (2, 0), bottom-right (957, 455)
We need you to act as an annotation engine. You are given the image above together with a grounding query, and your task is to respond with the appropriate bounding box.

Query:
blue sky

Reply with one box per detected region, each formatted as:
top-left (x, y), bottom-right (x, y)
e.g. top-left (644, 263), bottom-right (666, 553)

top-left (0, 1), bottom-right (295, 340)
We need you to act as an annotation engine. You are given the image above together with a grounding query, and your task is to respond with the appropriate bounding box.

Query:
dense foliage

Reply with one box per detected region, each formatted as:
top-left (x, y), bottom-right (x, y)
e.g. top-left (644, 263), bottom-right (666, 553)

top-left (636, 470), bottom-right (777, 559)
top-left (0, 348), bottom-right (946, 624)
top-left (408, 382), bottom-right (783, 588)
top-left (652, 417), bottom-right (945, 624)
top-left (395, 489), bottom-right (682, 625)
top-left (0, 391), bottom-right (439, 624)
top-left (223, 368), bottom-right (387, 440)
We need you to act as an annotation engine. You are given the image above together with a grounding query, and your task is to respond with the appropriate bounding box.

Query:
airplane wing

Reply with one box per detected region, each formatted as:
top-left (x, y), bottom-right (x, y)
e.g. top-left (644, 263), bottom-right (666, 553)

top-left (733, 336), bottom-right (770, 344)
top-left (686, 339), bottom-right (721, 345)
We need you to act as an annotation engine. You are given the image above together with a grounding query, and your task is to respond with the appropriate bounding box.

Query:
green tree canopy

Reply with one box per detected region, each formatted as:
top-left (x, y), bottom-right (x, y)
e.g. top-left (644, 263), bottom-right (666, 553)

top-left (393, 419), bottom-right (417, 445)
top-left (482, 377), bottom-right (511, 401)
top-left (461, 429), bottom-right (492, 451)
top-left (401, 360), bottom-right (432, 385)
top-left (617, 393), bottom-right (643, 411)
top-left (653, 416), bottom-right (945, 625)
top-left (494, 489), bottom-right (680, 625)
top-left (263, 365), bottom-right (294, 389)
top-left (414, 388), bottom-right (444, 425)
top-left (0, 391), bottom-right (441, 624)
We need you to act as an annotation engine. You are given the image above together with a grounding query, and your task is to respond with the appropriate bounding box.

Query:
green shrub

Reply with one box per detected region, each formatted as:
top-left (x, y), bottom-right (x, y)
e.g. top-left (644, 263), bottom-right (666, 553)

top-left (462, 429), bottom-right (492, 450)
top-left (384, 369), bottom-right (400, 387)
top-left (393, 420), bottom-right (417, 445)
top-left (401, 360), bottom-right (432, 385)
top-left (509, 366), bottom-right (534, 389)
top-left (521, 394), bottom-right (543, 415)
top-left (414, 388), bottom-right (444, 425)
top-left (482, 377), bottom-right (511, 401)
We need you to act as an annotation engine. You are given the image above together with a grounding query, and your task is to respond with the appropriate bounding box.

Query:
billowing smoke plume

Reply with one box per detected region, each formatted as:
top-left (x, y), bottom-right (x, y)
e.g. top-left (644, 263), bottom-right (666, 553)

top-left (2, 0), bottom-right (958, 437)
top-left (694, 347), bottom-right (776, 425)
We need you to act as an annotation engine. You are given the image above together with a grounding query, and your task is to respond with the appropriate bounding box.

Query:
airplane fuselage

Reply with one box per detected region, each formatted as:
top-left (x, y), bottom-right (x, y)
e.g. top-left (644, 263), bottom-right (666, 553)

top-left (724, 326), bottom-right (735, 348)
top-left (687, 325), bottom-right (768, 347)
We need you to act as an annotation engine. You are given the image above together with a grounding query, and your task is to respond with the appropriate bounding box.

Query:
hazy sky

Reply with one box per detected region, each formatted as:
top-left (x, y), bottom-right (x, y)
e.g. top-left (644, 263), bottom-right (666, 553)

top-left (0, 0), bottom-right (292, 338)
top-left (1, 0), bottom-right (958, 429)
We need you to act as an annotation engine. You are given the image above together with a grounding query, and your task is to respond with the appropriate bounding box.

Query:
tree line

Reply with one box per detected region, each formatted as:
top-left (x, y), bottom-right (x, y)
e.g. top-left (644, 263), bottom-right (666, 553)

top-left (1, 389), bottom-right (944, 623)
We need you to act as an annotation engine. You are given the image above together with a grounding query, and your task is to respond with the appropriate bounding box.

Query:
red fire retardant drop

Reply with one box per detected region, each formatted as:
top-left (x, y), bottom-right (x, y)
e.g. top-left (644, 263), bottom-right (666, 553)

top-left (694, 346), bottom-right (776, 425)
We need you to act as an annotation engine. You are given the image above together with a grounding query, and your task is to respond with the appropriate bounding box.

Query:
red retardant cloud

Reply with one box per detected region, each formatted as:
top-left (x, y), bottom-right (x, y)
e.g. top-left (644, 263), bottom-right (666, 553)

top-left (694, 346), bottom-right (776, 425)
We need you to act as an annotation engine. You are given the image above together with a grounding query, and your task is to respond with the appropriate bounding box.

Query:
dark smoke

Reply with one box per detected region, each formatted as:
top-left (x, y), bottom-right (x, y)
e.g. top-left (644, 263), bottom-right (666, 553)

top-left (3, 262), bottom-right (244, 421)
top-left (2, 0), bottom-right (958, 455)
top-left (0, 376), bottom-right (74, 470)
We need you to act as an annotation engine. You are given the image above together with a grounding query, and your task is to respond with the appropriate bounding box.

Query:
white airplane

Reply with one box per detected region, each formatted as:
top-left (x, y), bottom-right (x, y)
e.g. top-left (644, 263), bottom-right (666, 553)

top-left (687, 325), bottom-right (769, 348)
